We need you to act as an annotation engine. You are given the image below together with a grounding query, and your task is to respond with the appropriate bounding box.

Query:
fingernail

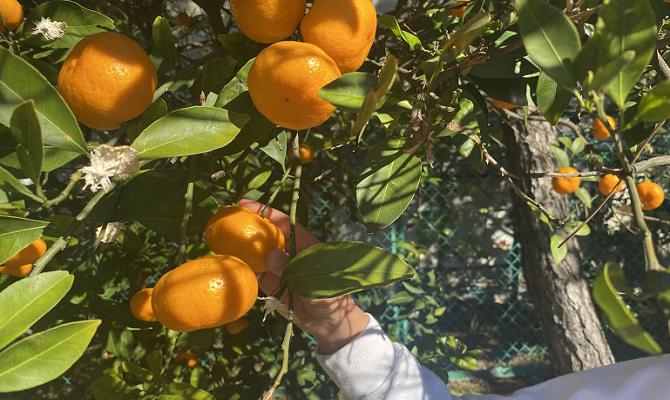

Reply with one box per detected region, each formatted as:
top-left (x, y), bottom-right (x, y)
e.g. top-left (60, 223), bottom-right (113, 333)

top-left (267, 249), bottom-right (288, 275)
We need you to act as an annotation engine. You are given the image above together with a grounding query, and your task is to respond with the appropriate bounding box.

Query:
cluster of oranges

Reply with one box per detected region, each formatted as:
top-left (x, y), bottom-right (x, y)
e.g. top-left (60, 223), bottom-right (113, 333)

top-left (130, 206), bottom-right (284, 333)
top-left (231, 0), bottom-right (377, 130)
top-left (552, 168), bottom-right (665, 211)
top-left (0, 238), bottom-right (46, 277)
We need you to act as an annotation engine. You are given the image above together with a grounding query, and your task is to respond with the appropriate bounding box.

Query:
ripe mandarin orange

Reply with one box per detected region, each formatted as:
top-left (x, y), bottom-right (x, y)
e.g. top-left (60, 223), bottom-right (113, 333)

top-left (230, 0), bottom-right (306, 43)
top-left (598, 174), bottom-right (624, 196)
top-left (0, 238), bottom-right (46, 277)
top-left (204, 206), bottom-right (285, 273)
top-left (451, 2), bottom-right (467, 18)
top-left (176, 351), bottom-right (198, 368)
top-left (593, 115), bottom-right (616, 140)
top-left (152, 255), bottom-right (258, 332)
top-left (636, 182), bottom-right (665, 211)
top-left (225, 317), bottom-right (249, 335)
top-left (0, 0), bottom-right (23, 32)
top-left (248, 41), bottom-right (341, 130)
top-left (130, 288), bottom-right (156, 322)
top-left (58, 32), bottom-right (157, 131)
top-left (490, 98), bottom-right (519, 110)
top-left (298, 144), bottom-right (315, 164)
top-left (552, 167), bottom-right (581, 195)
top-left (301, 0), bottom-right (377, 73)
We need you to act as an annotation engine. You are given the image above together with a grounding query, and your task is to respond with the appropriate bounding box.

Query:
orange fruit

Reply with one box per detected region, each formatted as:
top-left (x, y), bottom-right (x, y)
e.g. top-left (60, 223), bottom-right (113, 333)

top-left (204, 206), bottom-right (285, 273)
top-left (293, 144), bottom-right (315, 164)
top-left (152, 255), bottom-right (258, 332)
top-left (130, 288), bottom-right (156, 322)
top-left (301, 0), bottom-right (377, 73)
top-left (0, 238), bottom-right (46, 277)
top-left (58, 32), bottom-right (158, 131)
top-left (593, 115), bottom-right (616, 140)
top-left (552, 167), bottom-right (581, 195)
top-left (225, 317), bottom-right (249, 335)
top-left (598, 174), bottom-right (624, 196)
top-left (176, 351), bottom-right (198, 368)
top-left (248, 41), bottom-right (341, 130)
top-left (0, 0), bottom-right (23, 32)
top-left (490, 98), bottom-right (519, 110)
top-left (451, 2), bottom-right (467, 18)
top-left (230, 0), bottom-right (306, 43)
top-left (636, 182), bottom-right (665, 211)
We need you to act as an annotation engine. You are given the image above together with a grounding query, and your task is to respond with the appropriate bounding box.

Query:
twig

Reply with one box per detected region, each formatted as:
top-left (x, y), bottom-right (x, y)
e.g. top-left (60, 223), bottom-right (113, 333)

top-left (530, 155), bottom-right (670, 178)
top-left (178, 157), bottom-right (198, 263)
top-left (261, 134), bottom-right (302, 400)
top-left (45, 170), bottom-right (83, 207)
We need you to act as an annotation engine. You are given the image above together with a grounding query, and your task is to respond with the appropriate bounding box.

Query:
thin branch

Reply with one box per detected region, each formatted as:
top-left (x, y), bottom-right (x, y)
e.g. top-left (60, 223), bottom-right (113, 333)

top-left (178, 157), bottom-right (198, 263)
top-left (530, 154), bottom-right (670, 178)
top-left (45, 169), bottom-right (83, 207)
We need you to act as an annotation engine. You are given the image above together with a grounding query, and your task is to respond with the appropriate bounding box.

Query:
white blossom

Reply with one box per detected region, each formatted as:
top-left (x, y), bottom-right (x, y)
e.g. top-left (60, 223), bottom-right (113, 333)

top-left (32, 17), bottom-right (68, 41)
top-left (95, 222), bottom-right (126, 244)
top-left (82, 145), bottom-right (140, 193)
top-left (258, 297), bottom-right (291, 322)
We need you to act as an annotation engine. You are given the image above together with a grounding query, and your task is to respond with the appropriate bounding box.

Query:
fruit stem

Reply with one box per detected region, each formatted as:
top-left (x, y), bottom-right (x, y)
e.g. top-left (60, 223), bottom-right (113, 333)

top-left (178, 157), bottom-right (198, 262)
top-left (613, 132), bottom-right (662, 271)
top-left (45, 169), bottom-right (83, 207)
top-left (289, 133), bottom-right (303, 260)
top-left (261, 313), bottom-right (294, 400)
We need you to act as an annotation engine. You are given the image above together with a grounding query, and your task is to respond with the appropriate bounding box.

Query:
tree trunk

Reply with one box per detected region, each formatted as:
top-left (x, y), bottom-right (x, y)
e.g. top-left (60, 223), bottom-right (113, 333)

top-left (504, 118), bottom-right (615, 375)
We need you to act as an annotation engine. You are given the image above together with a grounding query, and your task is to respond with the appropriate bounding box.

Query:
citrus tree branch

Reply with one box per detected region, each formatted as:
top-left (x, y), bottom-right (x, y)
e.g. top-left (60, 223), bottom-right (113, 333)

top-left (178, 157), bottom-right (198, 263)
top-left (46, 169), bottom-right (83, 208)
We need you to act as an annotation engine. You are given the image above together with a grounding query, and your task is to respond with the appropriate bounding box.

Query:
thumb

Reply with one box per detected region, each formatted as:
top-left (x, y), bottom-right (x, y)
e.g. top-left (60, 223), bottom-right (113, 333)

top-left (267, 249), bottom-right (289, 277)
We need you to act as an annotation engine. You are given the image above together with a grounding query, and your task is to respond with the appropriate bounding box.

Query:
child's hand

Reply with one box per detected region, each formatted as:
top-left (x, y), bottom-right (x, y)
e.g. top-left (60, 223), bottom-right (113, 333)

top-left (240, 200), bottom-right (369, 354)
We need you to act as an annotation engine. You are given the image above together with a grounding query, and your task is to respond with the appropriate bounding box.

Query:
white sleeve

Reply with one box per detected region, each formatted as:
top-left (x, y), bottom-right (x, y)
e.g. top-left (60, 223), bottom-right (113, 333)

top-left (316, 315), bottom-right (670, 400)
top-left (315, 315), bottom-right (452, 400)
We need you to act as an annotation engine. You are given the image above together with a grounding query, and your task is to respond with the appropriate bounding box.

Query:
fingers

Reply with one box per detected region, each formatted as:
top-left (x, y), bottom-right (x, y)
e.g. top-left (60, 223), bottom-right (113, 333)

top-left (239, 199), bottom-right (320, 252)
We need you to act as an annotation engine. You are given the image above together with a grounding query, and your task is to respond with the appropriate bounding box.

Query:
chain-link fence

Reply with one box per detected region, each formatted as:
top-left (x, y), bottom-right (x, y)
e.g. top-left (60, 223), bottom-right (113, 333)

top-left (306, 134), bottom-right (670, 388)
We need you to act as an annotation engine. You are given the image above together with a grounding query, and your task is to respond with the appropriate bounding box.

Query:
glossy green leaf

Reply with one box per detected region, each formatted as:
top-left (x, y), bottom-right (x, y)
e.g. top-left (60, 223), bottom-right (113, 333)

top-left (131, 106), bottom-right (240, 159)
top-left (443, 13), bottom-right (491, 55)
top-left (153, 17), bottom-right (178, 67)
top-left (634, 80), bottom-right (670, 122)
top-left (570, 137), bottom-right (586, 155)
top-left (90, 373), bottom-right (136, 400)
top-left (550, 234), bottom-right (567, 263)
top-left (352, 55), bottom-right (398, 140)
top-left (10, 101), bottom-right (43, 182)
top-left (163, 383), bottom-right (215, 399)
top-left (215, 58), bottom-right (255, 108)
top-left (356, 138), bottom-right (422, 231)
top-left (0, 271), bottom-right (73, 350)
top-left (594, 0), bottom-right (657, 109)
top-left (0, 216), bottom-right (49, 265)
top-left (0, 320), bottom-right (101, 392)
top-left (587, 50), bottom-right (635, 92)
top-left (260, 130), bottom-right (288, 169)
top-left (564, 221), bottom-right (591, 237)
top-left (574, 187), bottom-right (592, 208)
top-left (24, 1), bottom-right (114, 49)
top-left (319, 72), bottom-right (378, 110)
top-left (0, 166), bottom-right (42, 202)
top-left (549, 145), bottom-right (570, 167)
top-left (281, 242), bottom-right (415, 298)
top-left (0, 47), bottom-right (86, 154)
top-left (378, 15), bottom-right (423, 49)
top-left (515, 0), bottom-right (580, 89)
top-left (593, 263), bottom-right (662, 355)
top-left (536, 72), bottom-right (572, 125)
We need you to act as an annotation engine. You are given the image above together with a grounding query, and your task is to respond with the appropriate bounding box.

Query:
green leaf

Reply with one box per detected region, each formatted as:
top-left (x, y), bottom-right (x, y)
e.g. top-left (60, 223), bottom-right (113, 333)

top-left (574, 187), bottom-right (592, 208)
top-left (319, 72), bottom-right (379, 110)
top-left (216, 33), bottom-right (259, 63)
top-left (215, 58), bottom-right (254, 108)
top-left (587, 50), bottom-right (635, 92)
top-left (131, 106), bottom-right (240, 159)
top-left (127, 99), bottom-right (168, 142)
top-left (260, 130), bottom-right (288, 169)
top-left (634, 80), bottom-right (670, 122)
top-left (153, 17), bottom-right (178, 68)
top-left (10, 101), bottom-right (43, 182)
top-left (378, 15), bottom-right (423, 50)
top-left (0, 166), bottom-right (42, 202)
top-left (24, 0), bottom-right (114, 49)
top-left (352, 55), bottom-right (398, 140)
top-left (0, 271), bottom-right (73, 350)
top-left (536, 72), bottom-right (572, 125)
top-left (593, 0), bottom-right (657, 109)
top-left (281, 242), bottom-right (415, 298)
top-left (0, 47), bottom-right (86, 154)
top-left (550, 234), bottom-right (567, 263)
top-left (443, 13), bottom-right (491, 55)
top-left (0, 216), bottom-right (48, 265)
top-left (163, 383), bottom-right (215, 399)
top-left (593, 263), bottom-right (662, 355)
top-left (515, 0), bottom-right (580, 89)
top-left (90, 373), bottom-right (136, 400)
top-left (549, 145), bottom-right (570, 167)
top-left (564, 221), bottom-right (591, 236)
top-left (0, 320), bottom-right (101, 392)
top-left (356, 138), bottom-right (421, 231)
top-left (570, 137), bottom-right (586, 155)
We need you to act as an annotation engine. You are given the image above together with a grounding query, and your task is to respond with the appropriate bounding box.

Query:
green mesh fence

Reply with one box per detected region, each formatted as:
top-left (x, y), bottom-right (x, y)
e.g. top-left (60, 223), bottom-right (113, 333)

top-left (306, 135), bottom-right (670, 384)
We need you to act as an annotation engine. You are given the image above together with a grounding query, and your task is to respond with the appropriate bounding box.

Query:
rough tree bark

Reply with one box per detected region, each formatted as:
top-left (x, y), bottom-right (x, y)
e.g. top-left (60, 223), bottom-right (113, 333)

top-left (504, 118), bottom-right (615, 375)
